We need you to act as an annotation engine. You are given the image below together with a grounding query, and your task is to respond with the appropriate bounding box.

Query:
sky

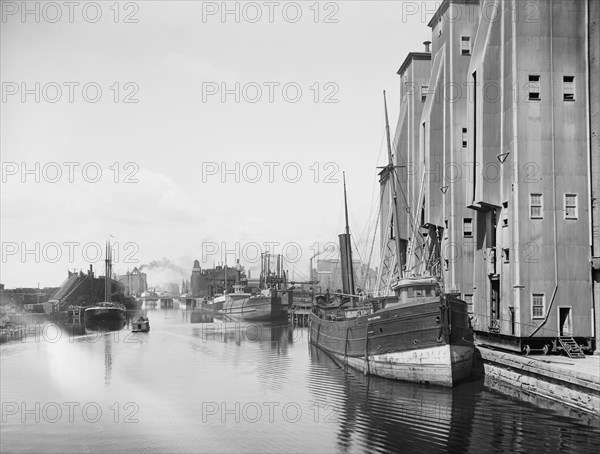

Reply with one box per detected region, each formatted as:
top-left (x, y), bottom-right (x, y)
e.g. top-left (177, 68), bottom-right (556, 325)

top-left (1, 0), bottom-right (436, 288)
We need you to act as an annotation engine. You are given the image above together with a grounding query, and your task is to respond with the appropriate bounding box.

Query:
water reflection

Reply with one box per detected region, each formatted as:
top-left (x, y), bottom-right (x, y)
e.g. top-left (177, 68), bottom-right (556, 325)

top-left (181, 308), bottom-right (214, 324)
top-left (104, 336), bottom-right (112, 386)
top-left (85, 318), bottom-right (127, 333)
top-left (307, 345), bottom-right (474, 452)
top-left (2, 310), bottom-right (599, 454)
top-left (307, 343), bottom-right (599, 453)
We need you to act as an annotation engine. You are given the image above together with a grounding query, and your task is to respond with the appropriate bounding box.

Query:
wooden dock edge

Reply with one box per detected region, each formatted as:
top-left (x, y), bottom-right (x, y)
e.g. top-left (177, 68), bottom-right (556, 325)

top-left (477, 347), bottom-right (600, 416)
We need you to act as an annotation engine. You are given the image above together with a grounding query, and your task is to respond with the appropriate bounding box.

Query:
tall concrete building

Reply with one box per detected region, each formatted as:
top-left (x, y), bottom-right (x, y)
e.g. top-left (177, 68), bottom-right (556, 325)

top-left (117, 268), bottom-right (147, 297)
top-left (590, 0), bottom-right (600, 355)
top-left (422, 0), bottom-right (479, 298)
top-left (388, 0), bottom-right (599, 353)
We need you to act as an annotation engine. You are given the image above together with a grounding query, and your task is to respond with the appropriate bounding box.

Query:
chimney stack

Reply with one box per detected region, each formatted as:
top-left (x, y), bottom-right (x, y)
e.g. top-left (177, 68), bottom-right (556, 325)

top-left (424, 41), bottom-right (431, 53)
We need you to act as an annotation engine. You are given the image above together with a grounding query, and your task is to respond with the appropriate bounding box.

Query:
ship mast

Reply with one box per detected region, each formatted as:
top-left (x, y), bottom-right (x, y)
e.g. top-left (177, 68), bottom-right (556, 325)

top-left (344, 172), bottom-right (355, 297)
top-left (383, 90), bottom-right (405, 280)
top-left (104, 240), bottom-right (112, 302)
top-left (338, 172), bottom-right (356, 306)
top-left (224, 259), bottom-right (228, 294)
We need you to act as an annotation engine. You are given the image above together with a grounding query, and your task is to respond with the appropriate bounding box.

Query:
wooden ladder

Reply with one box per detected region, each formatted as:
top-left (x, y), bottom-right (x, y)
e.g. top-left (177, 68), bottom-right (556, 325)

top-left (558, 337), bottom-right (585, 358)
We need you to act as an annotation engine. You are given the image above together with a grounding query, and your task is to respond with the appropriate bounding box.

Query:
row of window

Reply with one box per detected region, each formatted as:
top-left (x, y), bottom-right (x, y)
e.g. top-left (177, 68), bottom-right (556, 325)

top-left (528, 74), bottom-right (575, 101)
top-left (464, 293), bottom-right (546, 319)
top-left (456, 193), bottom-right (578, 238)
top-left (424, 33), bottom-right (575, 102)
top-left (530, 193), bottom-right (578, 220)
top-left (443, 194), bottom-right (576, 227)
top-left (417, 75), bottom-right (575, 103)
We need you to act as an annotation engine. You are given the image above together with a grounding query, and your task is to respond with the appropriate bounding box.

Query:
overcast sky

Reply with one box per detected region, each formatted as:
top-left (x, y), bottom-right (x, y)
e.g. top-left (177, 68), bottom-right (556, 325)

top-left (1, 0), bottom-right (435, 288)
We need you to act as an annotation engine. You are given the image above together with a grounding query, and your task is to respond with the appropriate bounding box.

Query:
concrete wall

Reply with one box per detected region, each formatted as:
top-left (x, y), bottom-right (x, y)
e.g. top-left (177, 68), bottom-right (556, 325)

top-left (588, 0), bottom-right (600, 353)
top-left (392, 0), bottom-right (595, 344)
top-left (468, 0), bottom-right (593, 340)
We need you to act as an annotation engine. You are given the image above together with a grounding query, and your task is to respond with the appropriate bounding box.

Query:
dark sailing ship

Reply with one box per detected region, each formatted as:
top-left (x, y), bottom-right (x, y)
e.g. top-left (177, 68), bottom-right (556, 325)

top-left (309, 92), bottom-right (474, 387)
top-left (84, 241), bottom-right (126, 327)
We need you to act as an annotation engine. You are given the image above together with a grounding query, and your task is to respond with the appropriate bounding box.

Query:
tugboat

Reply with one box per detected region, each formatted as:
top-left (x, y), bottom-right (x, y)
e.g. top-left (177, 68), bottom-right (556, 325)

top-left (132, 316), bottom-right (150, 333)
top-left (309, 92), bottom-right (474, 387)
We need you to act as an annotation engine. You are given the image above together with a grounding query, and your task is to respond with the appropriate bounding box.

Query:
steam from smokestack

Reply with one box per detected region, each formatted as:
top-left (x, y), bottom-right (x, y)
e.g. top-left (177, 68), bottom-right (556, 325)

top-left (139, 258), bottom-right (186, 274)
top-left (139, 258), bottom-right (187, 289)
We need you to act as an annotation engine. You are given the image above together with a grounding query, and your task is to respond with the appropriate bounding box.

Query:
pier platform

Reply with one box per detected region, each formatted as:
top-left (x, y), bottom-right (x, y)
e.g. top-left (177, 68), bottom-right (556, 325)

top-left (477, 346), bottom-right (600, 416)
top-left (288, 309), bottom-right (311, 327)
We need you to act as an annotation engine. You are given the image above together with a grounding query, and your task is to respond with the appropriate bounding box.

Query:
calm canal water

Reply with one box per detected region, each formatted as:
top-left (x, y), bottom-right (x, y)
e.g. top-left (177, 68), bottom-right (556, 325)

top-left (2, 305), bottom-right (599, 453)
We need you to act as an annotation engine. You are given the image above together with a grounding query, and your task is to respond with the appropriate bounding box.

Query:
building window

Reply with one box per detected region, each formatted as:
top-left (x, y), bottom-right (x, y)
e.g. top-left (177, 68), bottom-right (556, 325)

top-left (565, 194), bottom-right (578, 219)
top-left (421, 84), bottom-right (429, 102)
top-left (532, 293), bottom-right (545, 319)
top-left (444, 219), bottom-right (448, 239)
top-left (502, 201), bottom-right (508, 227)
top-left (563, 76), bottom-right (575, 101)
top-left (530, 193), bottom-right (543, 219)
top-left (463, 218), bottom-right (473, 238)
top-left (461, 36), bottom-right (471, 55)
top-left (528, 75), bottom-right (540, 101)
top-left (503, 248), bottom-right (510, 263)
top-left (464, 294), bottom-right (473, 315)
top-left (462, 128), bottom-right (468, 148)
top-left (438, 17), bottom-right (443, 37)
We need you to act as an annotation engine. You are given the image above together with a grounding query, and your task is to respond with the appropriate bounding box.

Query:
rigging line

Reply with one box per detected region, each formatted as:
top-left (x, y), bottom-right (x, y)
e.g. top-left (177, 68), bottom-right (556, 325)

top-left (359, 196), bottom-right (380, 258)
top-left (389, 151), bottom-right (422, 243)
top-left (292, 268), bottom-right (309, 282)
top-left (365, 202), bottom-right (381, 292)
top-left (376, 125), bottom-right (387, 168)
top-left (385, 111), bottom-right (423, 246)
top-left (350, 234), bottom-right (364, 270)
top-left (375, 191), bottom-right (396, 290)
top-left (348, 204), bottom-right (370, 267)
top-left (406, 169), bottom-right (428, 271)
top-left (359, 197), bottom-right (376, 245)
top-left (360, 127), bottom-right (389, 244)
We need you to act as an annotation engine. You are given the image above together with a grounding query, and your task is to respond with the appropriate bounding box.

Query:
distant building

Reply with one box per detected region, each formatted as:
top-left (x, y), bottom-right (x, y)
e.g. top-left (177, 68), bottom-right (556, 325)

top-left (117, 268), bottom-right (148, 297)
top-left (190, 260), bottom-right (247, 298)
top-left (0, 287), bottom-right (59, 309)
top-left (315, 259), bottom-right (376, 294)
top-left (167, 282), bottom-right (179, 296)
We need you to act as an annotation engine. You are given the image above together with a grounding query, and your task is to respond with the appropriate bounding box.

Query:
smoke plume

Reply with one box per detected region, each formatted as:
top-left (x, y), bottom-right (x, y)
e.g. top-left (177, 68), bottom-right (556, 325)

top-left (139, 258), bottom-right (187, 290)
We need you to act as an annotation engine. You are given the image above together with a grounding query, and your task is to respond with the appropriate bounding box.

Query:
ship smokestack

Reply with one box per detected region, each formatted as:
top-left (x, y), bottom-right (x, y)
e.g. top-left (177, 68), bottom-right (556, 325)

top-left (424, 41), bottom-right (431, 52)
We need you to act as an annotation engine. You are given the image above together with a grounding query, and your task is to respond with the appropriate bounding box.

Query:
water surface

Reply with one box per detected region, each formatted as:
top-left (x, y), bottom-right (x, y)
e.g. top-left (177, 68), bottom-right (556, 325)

top-left (2, 306), bottom-right (599, 453)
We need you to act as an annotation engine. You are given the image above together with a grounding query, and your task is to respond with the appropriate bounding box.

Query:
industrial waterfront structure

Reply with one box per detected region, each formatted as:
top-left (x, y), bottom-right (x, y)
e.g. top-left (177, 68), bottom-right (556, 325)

top-left (189, 260), bottom-right (248, 298)
top-left (117, 268), bottom-right (148, 297)
top-left (387, 0), bottom-right (600, 353)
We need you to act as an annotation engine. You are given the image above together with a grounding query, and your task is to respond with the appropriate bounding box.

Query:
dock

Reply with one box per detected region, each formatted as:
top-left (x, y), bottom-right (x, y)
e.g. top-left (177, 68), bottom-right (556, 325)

top-left (289, 308), bottom-right (311, 327)
top-left (477, 346), bottom-right (600, 416)
top-left (0, 324), bottom-right (27, 342)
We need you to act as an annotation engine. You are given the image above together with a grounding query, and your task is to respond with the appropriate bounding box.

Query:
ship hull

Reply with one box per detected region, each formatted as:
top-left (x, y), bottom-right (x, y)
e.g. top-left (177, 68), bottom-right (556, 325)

top-left (207, 300), bottom-right (224, 312)
top-left (84, 306), bottom-right (126, 328)
top-left (220, 294), bottom-right (282, 322)
top-left (309, 299), bottom-right (474, 387)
